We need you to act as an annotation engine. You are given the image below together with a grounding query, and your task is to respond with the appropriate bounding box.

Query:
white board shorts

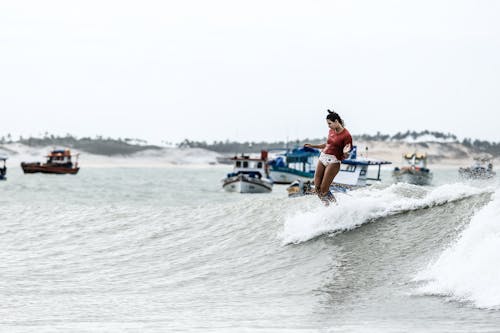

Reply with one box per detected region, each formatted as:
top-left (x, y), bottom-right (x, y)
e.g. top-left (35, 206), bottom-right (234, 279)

top-left (319, 152), bottom-right (341, 166)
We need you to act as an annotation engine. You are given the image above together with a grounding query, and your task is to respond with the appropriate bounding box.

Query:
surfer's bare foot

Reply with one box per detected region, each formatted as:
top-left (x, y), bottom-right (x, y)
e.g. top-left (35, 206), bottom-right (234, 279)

top-left (319, 191), bottom-right (336, 206)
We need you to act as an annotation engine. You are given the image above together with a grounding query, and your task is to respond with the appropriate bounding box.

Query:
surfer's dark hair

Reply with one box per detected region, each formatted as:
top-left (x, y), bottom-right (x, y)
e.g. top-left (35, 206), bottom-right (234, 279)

top-left (326, 109), bottom-right (344, 126)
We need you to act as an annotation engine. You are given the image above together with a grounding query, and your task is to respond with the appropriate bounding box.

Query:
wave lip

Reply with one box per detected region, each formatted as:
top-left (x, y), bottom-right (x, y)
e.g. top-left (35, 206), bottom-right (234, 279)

top-left (414, 189), bottom-right (500, 309)
top-left (281, 183), bottom-right (490, 245)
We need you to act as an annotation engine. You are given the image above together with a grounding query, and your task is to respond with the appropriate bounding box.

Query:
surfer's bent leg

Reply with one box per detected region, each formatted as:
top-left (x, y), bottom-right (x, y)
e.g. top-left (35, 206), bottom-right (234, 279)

top-left (314, 160), bottom-right (326, 194)
top-left (319, 162), bottom-right (341, 204)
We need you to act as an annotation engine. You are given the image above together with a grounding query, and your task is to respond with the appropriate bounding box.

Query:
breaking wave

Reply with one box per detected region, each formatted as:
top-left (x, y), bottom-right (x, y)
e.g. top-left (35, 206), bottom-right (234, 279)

top-left (414, 189), bottom-right (500, 309)
top-left (280, 183), bottom-right (491, 245)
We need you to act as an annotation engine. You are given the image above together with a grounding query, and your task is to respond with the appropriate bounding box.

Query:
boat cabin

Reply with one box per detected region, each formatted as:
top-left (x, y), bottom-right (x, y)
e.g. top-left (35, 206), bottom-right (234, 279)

top-left (269, 147), bottom-right (319, 174)
top-left (46, 149), bottom-right (78, 168)
top-left (471, 156), bottom-right (493, 171)
top-left (402, 152), bottom-right (428, 169)
top-left (227, 151), bottom-right (270, 179)
top-left (333, 146), bottom-right (391, 188)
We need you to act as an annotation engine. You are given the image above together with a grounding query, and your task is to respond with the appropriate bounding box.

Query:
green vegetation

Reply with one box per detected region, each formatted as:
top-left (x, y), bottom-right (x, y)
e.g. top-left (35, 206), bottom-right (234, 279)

top-left (1, 131), bottom-right (499, 157)
top-left (178, 131), bottom-right (500, 157)
top-left (0, 134), bottom-right (161, 156)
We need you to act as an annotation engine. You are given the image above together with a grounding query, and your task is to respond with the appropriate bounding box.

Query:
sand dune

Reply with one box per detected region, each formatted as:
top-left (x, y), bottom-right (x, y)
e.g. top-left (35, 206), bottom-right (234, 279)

top-left (0, 141), bottom-right (494, 168)
top-left (0, 144), bottom-right (220, 167)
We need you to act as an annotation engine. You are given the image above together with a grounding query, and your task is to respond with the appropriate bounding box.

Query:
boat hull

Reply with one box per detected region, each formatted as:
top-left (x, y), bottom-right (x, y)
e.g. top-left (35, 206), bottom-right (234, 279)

top-left (269, 169), bottom-right (313, 184)
top-left (223, 174), bottom-right (273, 193)
top-left (392, 170), bottom-right (432, 185)
top-left (459, 169), bottom-right (496, 180)
top-left (21, 163), bottom-right (80, 175)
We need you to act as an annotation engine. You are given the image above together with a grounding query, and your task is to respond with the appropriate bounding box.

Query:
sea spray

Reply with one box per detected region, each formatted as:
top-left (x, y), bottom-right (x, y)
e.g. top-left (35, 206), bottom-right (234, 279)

top-left (415, 189), bottom-right (500, 309)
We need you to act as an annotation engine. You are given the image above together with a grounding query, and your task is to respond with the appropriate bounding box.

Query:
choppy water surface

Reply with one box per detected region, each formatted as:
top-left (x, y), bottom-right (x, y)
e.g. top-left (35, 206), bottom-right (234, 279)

top-left (1, 166), bottom-right (500, 332)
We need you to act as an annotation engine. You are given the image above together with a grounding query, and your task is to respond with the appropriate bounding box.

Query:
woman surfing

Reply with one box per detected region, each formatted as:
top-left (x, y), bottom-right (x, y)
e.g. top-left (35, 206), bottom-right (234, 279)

top-left (304, 109), bottom-right (352, 206)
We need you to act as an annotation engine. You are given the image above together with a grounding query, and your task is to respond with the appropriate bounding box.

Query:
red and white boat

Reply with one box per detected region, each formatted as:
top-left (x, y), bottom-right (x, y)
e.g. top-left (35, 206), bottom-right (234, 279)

top-left (21, 149), bottom-right (80, 175)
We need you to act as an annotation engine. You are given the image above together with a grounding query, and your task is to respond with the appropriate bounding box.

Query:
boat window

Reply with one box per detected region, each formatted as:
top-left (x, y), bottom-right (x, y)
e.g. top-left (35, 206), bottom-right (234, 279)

top-left (236, 161), bottom-right (241, 167)
top-left (341, 164), bottom-right (356, 172)
top-left (243, 161), bottom-right (249, 168)
top-left (257, 162), bottom-right (262, 168)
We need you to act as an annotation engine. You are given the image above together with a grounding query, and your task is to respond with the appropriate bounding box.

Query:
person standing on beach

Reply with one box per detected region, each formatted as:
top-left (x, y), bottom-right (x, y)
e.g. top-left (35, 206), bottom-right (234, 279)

top-left (304, 109), bottom-right (352, 205)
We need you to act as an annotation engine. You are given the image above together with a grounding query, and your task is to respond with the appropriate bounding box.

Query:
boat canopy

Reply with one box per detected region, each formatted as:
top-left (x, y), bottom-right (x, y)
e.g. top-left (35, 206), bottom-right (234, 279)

top-left (285, 147), bottom-right (320, 163)
top-left (415, 153), bottom-right (427, 159)
top-left (342, 158), bottom-right (392, 166)
top-left (404, 152), bottom-right (427, 160)
top-left (48, 149), bottom-right (72, 157)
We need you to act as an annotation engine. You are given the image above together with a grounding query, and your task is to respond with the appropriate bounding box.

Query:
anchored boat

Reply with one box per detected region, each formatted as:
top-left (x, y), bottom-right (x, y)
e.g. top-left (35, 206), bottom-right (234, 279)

top-left (392, 152), bottom-right (432, 185)
top-left (0, 156), bottom-right (7, 180)
top-left (287, 146), bottom-right (391, 197)
top-left (222, 151), bottom-right (273, 193)
top-left (21, 149), bottom-right (80, 175)
top-left (459, 156), bottom-right (496, 179)
top-left (268, 146), bottom-right (320, 184)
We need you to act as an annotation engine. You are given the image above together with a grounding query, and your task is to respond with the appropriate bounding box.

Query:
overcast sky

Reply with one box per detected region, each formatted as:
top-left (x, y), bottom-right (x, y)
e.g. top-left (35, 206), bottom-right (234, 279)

top-left (1, 0), bottom-right (499, 144)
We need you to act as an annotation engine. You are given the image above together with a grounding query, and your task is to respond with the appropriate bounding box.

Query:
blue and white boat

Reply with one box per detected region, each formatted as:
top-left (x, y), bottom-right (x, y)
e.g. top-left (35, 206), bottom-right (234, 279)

top-left (286, 146), bottom-right (391, 196)
top-left (0, 156), bottom-right (7, 181)
top-left (222, 151), bottom-right (273, 193)
top-left (268, 147), bottom-right (320, 184)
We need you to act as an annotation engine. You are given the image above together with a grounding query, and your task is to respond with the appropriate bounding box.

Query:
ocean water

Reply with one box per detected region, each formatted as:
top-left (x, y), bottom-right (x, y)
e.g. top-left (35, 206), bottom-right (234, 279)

top-left (1, 165), bottom-right (500, 332)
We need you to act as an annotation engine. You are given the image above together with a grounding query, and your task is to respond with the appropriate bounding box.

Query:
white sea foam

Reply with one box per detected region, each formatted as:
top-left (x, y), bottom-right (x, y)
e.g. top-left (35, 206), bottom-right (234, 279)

top-left (281, 183), bottom-right (490, 245)
top-left (414, 189), bottom-right (500, 309)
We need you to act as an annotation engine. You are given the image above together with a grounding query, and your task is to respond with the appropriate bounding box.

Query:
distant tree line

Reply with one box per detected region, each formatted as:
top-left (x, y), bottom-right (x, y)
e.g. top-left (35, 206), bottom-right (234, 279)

top-left (2, 131), bottom-right (500, 156)
top-left (354, 130), bottom-right (458, 142)
top-left (461, 138), bottom-right (500, 157)
top-left (178, 131), bottom-right (500, 157)
top-left (177, 138), bottom-right (325, 154)
top-left (0, 134), bottom-right (160, 156)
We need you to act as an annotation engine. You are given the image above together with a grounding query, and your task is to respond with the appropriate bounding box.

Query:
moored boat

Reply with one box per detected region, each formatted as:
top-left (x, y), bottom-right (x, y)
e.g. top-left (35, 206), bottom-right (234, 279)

top-left (459, 156), bottom-right (496, 179)
top-left (21, 149), bottom-right (80, 175)
top-left (392, 152), bottom-right (432, 185)
top-left (0, 156), bottom-right (7, 180)
top-left (222, 151), bottom-right (273, 193)
top-left (268, 146), bottom-right (320, 184)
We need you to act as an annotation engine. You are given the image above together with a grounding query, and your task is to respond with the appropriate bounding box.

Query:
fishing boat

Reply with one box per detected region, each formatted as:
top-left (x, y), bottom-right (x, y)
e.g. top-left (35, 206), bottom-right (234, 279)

top-left (392, 152), bottom-right (432, 185)
top-left (21, 149), bottom-right (80, 175)
top-left (459, 156), bottom-right (496, 179)
top-left (268, 146), bottom-right (320, 184)
top-left (222, 151), bottom-right (273, 193)
top-left (287, 146), bottom-right (391, 197)
top-left (0, 156), bottom-right (7, 180)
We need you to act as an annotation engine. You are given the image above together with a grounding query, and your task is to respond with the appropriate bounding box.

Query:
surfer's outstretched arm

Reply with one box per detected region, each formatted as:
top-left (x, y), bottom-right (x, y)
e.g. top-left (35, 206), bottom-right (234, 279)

top-left (304, 143), bottom-right (326, 150)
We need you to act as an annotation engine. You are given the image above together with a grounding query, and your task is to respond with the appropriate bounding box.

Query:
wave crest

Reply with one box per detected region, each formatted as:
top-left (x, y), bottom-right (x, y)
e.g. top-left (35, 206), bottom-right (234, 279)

top-left (415, 189), bottom-right (500, 309)
top-left (280, 183), bottom-right (490, 245)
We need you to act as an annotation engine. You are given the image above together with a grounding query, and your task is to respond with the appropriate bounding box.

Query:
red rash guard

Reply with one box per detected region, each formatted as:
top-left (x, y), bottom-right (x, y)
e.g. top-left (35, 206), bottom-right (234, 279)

top-left (323, 128), bottom-right (353, 160)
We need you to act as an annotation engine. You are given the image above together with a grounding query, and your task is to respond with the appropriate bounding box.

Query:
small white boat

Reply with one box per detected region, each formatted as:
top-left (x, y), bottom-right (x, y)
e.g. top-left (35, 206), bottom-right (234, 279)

top-left (222, 151), bottom-right (273, 193)
top-left (287, 146), bottom-right (391, 197)
top-left (459, 156), bottom-right (496, 179)
top-left (393, 152), bottom-right (432, 186)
